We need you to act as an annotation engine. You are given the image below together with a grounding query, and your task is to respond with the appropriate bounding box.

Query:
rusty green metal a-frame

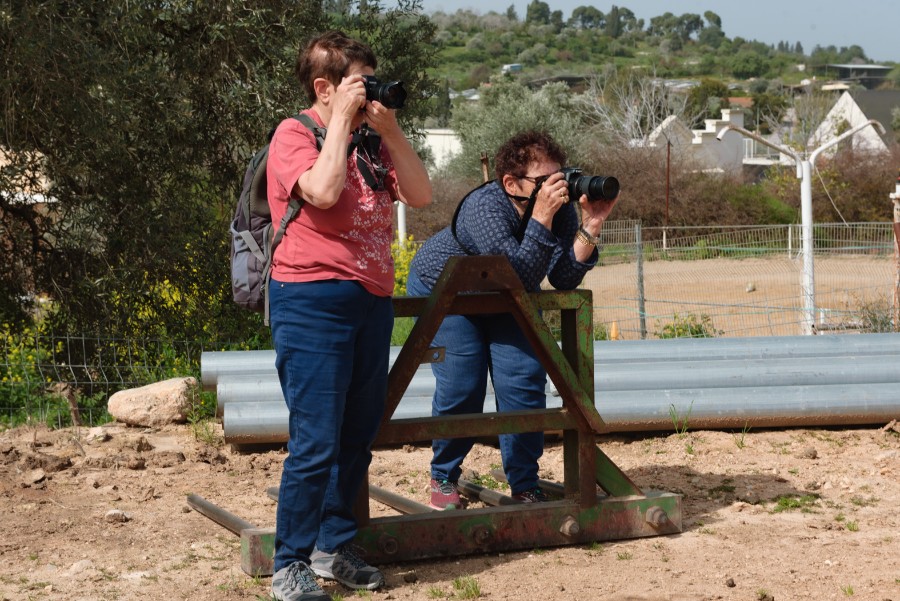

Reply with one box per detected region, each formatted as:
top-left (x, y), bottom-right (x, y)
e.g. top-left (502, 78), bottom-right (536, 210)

top-left (200, 255), bottom-right (682, 575)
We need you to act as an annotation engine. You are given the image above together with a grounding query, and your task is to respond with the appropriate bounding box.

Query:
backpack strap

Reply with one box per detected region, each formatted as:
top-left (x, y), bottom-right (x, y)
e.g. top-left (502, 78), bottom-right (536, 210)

top-left (295, 113), bottom-right (358, 158)
top-left (263, 197), bottom-right (302, 325)
top-left (296, 113), bottom-right (383, 191)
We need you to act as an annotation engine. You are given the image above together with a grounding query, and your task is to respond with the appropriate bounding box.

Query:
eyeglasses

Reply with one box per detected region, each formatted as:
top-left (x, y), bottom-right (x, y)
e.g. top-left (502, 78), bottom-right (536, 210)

top-left (519, 173), bottom-right (553, 186)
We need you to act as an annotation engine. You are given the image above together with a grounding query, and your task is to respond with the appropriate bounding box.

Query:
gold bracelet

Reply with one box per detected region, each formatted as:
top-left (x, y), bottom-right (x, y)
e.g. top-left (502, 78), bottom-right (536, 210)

top-left (576, 226), bottom-right (601, 247)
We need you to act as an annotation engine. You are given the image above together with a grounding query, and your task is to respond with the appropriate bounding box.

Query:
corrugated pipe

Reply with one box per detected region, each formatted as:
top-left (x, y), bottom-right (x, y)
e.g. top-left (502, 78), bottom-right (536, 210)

top-left (202, 334), bottom-right (900, 444)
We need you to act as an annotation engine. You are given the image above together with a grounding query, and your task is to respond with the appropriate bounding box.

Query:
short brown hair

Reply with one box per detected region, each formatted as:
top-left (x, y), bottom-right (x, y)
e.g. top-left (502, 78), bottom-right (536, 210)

top-left (295, 30), bottom-right (377, 104)
top-left (494, 130), bottom-right (567, 181)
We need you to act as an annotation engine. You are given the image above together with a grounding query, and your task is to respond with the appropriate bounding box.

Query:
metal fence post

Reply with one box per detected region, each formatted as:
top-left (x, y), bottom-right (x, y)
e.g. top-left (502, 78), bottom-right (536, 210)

top-left (635, 222), bottom-right (646, 339)
top-left (890, 169), bottom-right (900, 330)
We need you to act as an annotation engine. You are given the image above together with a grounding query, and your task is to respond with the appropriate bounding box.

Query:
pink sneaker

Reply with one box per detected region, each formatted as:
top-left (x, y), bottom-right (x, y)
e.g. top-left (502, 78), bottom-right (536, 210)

top-left (429, 478), bottom-right (462, 510)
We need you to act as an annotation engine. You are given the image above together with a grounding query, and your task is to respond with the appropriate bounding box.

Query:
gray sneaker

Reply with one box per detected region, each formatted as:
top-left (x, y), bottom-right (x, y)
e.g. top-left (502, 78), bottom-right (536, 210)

top-left (310, 544), bottom-right (384, 591)
top-left (271, 561), bottom-right (328, 601)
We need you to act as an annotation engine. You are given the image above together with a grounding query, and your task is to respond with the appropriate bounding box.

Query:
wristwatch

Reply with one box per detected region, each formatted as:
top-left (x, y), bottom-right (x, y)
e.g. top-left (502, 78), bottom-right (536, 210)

top-left (576, 226), bottom-right (601, 247)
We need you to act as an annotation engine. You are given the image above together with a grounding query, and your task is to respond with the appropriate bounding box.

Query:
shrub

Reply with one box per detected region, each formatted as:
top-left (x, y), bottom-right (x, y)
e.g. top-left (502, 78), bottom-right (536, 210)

top-left (392, 235), bottom-right (420, 297)
top-left (654, 313), bottom-right (723, 339)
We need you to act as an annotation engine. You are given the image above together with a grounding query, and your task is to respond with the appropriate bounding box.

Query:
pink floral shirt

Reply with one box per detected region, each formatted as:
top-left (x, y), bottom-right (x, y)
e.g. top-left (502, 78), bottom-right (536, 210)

top-left (266, 110), bottom-right (398, 297)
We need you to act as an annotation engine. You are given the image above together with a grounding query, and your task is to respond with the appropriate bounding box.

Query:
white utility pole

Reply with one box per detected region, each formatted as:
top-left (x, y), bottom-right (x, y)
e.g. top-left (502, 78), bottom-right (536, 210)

top-left (717, 119), bottom-right (885, 335)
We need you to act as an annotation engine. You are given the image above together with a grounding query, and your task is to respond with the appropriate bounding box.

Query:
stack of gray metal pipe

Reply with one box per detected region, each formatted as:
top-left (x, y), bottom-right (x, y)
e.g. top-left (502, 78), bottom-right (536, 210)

top-left (200, 333), bottom-right (900, 445)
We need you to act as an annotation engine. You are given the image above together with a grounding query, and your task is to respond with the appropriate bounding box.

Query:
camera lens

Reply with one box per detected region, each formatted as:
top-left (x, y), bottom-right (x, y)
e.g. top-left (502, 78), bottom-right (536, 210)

top-left (364, 76), bottom-right (407, 109)
top-left (377, 82), bottom-right (407, 109)
top-left (572, 175), bottom-right (619, 202)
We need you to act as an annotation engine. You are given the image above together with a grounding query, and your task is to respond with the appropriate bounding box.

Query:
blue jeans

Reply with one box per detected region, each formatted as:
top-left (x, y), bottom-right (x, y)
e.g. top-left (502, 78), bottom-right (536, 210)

top-left (407, 268), bottom-right (546, 494)
top-left (269, 278), bottom-right (393, 571)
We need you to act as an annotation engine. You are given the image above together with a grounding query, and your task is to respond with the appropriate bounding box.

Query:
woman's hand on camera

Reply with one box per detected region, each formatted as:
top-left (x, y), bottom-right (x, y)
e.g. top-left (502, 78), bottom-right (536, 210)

top-left (333, 75), bottom-right (367, 125)
top-left (363, 100), bottom-right (402, 140)
top-left (532, 172), bottom-right (570, 228)
top-left (578, 192), bottom-right (619, 237)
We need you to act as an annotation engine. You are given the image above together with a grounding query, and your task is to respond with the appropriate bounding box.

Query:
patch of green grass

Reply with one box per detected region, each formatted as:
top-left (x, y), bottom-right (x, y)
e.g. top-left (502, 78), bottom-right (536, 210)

top-left (846, 520), bottom-right (859, 532)
top-left (189, 417), bottom-right (222, 447)
top-left (734, 423), bottom-right (751, 449)
top-left (390, 317), bottom-right (415, 346)
top-left (771, 493), bottom-right (820, 513)
top-left (841, 584), bottom-right (854, 596)
top-left (427, 586), bottom-right (446, 599)
top-left (467, 467), bottom-right (508, 491)
top-left (669, 401), bottom-right (693, 436)
top-left (452, 575), bottom-right (481, 599)
top-left (585, 541), bottom-right (604, 556)
top-left (849, 495), bottom-right (878, 507)
top-left (616, 551), bottom-right (633, 560)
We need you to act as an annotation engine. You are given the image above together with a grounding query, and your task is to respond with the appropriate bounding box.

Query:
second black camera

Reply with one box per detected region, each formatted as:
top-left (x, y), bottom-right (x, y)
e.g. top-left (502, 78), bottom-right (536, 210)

top-left (560, 167), bottom-right (619, 202)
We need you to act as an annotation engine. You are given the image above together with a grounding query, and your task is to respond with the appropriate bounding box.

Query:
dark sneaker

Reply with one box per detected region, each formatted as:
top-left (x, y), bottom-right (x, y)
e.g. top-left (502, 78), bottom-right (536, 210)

top-left (271, 561), bottom-right (328, 601)
top-left (310, 545), bottom-right (384, 591)
top-left (512, 487), bottom-right (550, 503)
top-left (429, 478), bottom-right (462, 510)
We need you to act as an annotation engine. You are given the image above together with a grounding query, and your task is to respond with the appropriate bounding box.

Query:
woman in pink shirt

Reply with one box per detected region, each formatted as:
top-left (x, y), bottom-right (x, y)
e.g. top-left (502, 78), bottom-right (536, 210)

top-left (266, 30), bottom-right (431, 601)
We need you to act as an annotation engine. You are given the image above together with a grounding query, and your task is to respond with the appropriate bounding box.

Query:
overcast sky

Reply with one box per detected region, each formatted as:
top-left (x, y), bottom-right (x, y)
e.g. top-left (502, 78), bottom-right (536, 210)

top-left (416, 0), bottom-right (899, 63)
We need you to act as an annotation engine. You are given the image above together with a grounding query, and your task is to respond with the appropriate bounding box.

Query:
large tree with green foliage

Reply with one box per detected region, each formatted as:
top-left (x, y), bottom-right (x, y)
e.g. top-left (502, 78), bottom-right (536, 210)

top-left (446, 80), bottom-right (588, 180)
top-left (685, 78), bottom-right (730, 128)
top-left (1, 0), bottom-right (437, 342)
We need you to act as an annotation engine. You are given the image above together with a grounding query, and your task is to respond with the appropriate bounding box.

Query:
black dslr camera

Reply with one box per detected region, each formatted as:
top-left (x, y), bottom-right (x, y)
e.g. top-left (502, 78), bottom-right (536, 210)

top-left (560, 167), bottom-right (619, 202)
top-left (363, 75), bottom-right (407, 109)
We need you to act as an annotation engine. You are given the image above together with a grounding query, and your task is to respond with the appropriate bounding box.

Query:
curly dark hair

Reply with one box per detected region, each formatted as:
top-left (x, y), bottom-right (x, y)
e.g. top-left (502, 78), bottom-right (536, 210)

top-left (494, 130), bottom-right (567, 181)
top-left (295, 30), bottom-right (377, 104)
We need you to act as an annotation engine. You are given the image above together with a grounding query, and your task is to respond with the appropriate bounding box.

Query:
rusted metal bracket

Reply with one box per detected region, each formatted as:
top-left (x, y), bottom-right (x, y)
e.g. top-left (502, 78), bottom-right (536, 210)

top-left (196, 255), bottom-right (681, 575)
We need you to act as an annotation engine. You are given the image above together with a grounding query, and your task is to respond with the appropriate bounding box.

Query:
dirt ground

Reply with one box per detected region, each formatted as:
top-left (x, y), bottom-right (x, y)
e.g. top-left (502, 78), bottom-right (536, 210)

top-left (2, 419), bottom-right (899, 601)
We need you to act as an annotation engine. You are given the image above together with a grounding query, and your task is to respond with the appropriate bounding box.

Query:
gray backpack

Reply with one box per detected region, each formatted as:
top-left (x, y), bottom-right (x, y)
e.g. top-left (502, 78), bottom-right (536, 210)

top-left (229, 114), bottom-right (383, 324)
top-left (229, 114), bottom-right (323, 324)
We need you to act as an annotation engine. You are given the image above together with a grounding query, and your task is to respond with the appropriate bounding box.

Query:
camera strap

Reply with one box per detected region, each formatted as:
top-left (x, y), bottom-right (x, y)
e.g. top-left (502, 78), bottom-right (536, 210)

top-left (297, 114), bottom-right (385, 192)
top-left (450, 179), bottom-right (540, 254)
top-left (450, 180), bottom-right (494, 255)
top-left (512, 181), bottom-right (543, 243)
top-left (353, 125), bottom-right (387, 192)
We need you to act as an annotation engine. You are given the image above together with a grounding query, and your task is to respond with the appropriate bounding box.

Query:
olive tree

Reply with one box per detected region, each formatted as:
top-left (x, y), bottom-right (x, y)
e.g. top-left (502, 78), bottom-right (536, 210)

top-left (0, 0), bottom-right (437, 341)
top-left (446, 80), bottom-right (588, 181)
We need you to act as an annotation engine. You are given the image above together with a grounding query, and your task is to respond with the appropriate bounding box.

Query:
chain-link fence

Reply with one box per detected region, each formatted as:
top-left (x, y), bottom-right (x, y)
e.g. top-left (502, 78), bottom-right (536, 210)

top-left (3, 221), bottom-right (898, 426)
top-left (582, 221), bottom-right (898, 339)
top-left (0, 334), bottom-right (220, 428)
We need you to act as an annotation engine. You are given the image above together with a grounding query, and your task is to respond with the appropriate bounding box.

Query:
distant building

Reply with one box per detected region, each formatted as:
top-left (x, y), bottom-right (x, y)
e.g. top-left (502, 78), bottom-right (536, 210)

top-left (423, 129), bottom-right (461, 169)
top-left (810, 89), bottom-right (900, 151)
top-left (812, 64), bottom-right (892, 90)
top-left (644, 109), bottom-right (748, 173)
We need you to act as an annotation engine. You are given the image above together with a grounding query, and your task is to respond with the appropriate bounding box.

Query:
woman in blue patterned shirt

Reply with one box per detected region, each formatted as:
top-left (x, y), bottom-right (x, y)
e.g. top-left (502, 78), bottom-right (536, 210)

top-left (407, 130), bottom-right (619, 509)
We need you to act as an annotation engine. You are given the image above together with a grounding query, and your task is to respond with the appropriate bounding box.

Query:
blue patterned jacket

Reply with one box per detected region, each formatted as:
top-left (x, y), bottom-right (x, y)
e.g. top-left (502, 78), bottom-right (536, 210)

top-left (409, 180), bottom-right (597, 292)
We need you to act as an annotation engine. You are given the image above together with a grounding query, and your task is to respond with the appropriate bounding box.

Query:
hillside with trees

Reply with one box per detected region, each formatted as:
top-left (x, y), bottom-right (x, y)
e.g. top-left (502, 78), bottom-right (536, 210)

top-left (410, 4), bottom-right (900, 243)
top-left (424, 4), bottom-right (898, 94)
